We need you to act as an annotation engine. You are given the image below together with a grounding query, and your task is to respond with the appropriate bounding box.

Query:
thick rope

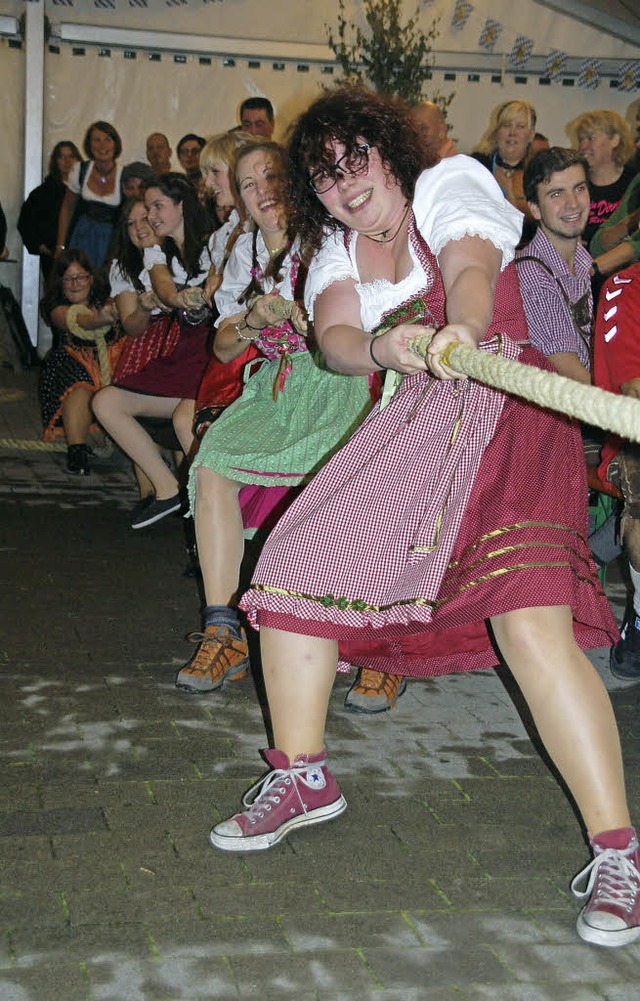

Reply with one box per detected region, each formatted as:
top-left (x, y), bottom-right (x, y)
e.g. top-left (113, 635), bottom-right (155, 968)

top-left (65, 304), bottom-right (113, 387)
top-left (408, 331), bottom-right (640, 444)
top-left (0, 438), bottom-right (66, 452)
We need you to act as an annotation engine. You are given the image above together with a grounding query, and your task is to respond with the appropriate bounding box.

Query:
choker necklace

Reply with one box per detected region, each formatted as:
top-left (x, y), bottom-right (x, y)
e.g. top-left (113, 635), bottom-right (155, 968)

top-left (364, 202), bottom-right (411, 245)
top-left (494, 152), bottom-right (525, 176)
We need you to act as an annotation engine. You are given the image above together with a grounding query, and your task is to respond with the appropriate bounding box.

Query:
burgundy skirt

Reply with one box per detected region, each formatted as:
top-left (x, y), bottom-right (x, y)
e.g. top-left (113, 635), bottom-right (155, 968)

top-left (114, 315), bottom-right (210, 399)
top-left (240, 346), bottom-right (618, 677)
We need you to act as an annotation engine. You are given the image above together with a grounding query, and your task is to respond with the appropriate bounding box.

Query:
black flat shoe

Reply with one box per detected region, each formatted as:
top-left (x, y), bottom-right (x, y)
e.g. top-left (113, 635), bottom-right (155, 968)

top-left (66, 444), bottom-right (90, 476)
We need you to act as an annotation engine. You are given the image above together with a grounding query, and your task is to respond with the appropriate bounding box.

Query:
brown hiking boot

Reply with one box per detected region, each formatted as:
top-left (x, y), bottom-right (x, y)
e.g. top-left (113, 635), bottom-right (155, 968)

top-left (344, 667), bottom-right (407, 713)
top-left (175, 625), bottom-right (249, 694)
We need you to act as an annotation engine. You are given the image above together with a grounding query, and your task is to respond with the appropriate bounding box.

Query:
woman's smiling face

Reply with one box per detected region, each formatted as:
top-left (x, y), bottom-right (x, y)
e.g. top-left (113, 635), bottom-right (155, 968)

top-left (236, 149), bottom-right (284, 232)
top-left (61, 262), bottom-right (93, 303)
top-left (144, 187), bottom-right (184, 240)
top-left (311, 139), bottom-right (404, 237)
top-left (126, 201), bottom-right (155, 250)
top-left (202, 158), bottom-right (234, 210)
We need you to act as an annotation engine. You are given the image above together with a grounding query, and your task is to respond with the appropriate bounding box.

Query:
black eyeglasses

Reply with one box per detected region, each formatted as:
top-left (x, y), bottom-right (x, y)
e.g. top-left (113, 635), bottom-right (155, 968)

top-left (62, 274), bottom-right (91, 286)
top-left (309, 143), bottom-right (371, 194)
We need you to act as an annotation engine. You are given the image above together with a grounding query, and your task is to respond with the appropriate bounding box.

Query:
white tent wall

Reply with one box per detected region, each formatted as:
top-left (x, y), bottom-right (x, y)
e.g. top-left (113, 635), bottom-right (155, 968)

top-left (0, 0), bottom-right (638, 349)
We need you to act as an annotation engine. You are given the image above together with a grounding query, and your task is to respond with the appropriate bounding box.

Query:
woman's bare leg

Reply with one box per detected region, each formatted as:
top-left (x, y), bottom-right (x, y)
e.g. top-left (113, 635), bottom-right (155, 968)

top-left (133, 464), bottom-right (155, 500)
top-left (61, 387), bottom-right (93, 445)
top-left (260, 628), bottom-right (338, 759)
top-left (172, 397), bottom-right (197, 459)
top-left (194, 466), bottom-right (244, 605)
top-left (92, 386), bottom-right (181, 499)
top-left (491, 604), bottom-right (630, 836)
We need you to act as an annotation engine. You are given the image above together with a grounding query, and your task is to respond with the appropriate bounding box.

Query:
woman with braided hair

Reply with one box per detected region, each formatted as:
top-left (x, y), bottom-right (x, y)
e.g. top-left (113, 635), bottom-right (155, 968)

top-left (40, 249), bottom-right (120, 475)
top-left (176, 140), bottom-right (373, 696)
top-left (206, 88), bottom-right (640, 950)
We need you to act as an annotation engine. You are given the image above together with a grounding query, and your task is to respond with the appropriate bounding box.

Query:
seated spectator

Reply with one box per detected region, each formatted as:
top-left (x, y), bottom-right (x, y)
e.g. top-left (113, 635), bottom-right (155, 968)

top-left (516, 147), bottom-right (592, 383)
top-left (56, 120), bottom-right (124, 272)
top-left (177, 134), bottom-right (205, 181)
top-left (409, 101), bottom-right (456, 162)
top-left (93, 175), bottom-right (212, 529)
top-left (175, 141), bottom-right (372, 700)
top-left (39, 249), bottom-right (121, 474)
top-left (146, 132), bottom-right (172, 175)
top-left (593, 260), bottom-right (640, 680)
top-left (177, 133), bottom-right (211, 221)
top-left (95, 197), bottom-right (174, 511)
top-left (472, 99), bottom-right (537, 244)
top-left (566, 109), bottom-right (637, 284)
top-left (18, 141), bottom-right (82, 281)
top-left (239, 97), bottom-right (275, 139)
top-left (120, 162), bottom-right (154, 200)
top-left (173, 129), bottom-right (257, 447)
top-left (588, 172), bottom-right (640, 278)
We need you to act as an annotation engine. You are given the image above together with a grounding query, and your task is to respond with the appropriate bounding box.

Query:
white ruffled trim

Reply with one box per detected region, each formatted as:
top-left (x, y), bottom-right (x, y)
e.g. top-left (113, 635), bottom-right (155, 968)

top-left (429, 223), bottom-right (516, 268)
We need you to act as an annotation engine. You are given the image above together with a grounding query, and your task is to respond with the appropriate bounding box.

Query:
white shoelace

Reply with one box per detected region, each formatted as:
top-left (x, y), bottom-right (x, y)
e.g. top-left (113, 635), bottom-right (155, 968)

top-left (241, 759), bottom-right (327, 822)
top-left (571, 847), bottom-right (640, 913)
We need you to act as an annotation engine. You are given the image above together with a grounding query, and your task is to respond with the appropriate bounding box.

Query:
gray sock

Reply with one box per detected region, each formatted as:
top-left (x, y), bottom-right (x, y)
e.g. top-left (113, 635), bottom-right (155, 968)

top-left (203, 604), bottom-right (242, 636)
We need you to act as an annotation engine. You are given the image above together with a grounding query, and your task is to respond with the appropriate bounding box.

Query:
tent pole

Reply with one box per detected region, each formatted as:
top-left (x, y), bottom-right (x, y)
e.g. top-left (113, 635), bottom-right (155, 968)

top-left (21, 0), bottom-right (45, 350)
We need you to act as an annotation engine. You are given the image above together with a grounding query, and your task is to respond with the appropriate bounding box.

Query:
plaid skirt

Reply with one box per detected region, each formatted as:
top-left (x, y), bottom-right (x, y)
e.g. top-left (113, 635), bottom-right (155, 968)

top-left (240, 345), bottom-right (618, 677)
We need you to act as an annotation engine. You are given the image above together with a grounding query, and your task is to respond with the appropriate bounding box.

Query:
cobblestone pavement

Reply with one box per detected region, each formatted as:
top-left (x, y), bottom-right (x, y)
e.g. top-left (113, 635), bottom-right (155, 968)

top-left (1, 367), bottom-right (639, 1000)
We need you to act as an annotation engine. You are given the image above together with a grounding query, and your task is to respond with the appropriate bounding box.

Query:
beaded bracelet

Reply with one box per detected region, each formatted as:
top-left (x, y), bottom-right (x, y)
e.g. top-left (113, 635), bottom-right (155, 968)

top-left (235, 321), bottom-right (257, 342)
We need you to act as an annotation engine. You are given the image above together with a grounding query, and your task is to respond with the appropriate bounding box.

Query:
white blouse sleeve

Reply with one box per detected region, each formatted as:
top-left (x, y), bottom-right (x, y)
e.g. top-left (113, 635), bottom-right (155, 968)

top-left (108, 260), bottom-right (135, 297)
top-left (213, 232), bottom-right (253, 325)
top-left (412, 155), bottom-right (523, 268)
top-left (143, 244), bottom-right (168, 271)
top-left (304, 230), bottom-right (357, 320)
top-left (66, 160), bottom-right (82, 195)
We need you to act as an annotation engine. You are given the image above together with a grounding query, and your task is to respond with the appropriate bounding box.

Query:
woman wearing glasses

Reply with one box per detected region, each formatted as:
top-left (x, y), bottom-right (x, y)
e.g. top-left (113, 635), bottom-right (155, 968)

top-left (40, 249), bottom-right (120, 474)
top-left (209, 89), bottom-right (640, 951)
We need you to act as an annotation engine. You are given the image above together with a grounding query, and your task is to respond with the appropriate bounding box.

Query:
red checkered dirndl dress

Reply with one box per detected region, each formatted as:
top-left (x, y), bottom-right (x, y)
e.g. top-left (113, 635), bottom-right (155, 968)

top-left (239, 222), bottom-right (618, 677)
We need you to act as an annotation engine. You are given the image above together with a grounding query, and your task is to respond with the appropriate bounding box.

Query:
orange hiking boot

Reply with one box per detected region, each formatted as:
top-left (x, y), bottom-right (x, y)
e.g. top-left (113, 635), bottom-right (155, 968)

top-left (175, 625), bottom-right (249, 694)
top-left (344, 667), bottom-right (407, 713)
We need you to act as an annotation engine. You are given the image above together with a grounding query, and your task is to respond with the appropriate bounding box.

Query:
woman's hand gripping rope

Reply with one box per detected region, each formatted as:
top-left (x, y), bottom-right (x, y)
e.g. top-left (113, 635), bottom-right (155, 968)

top-left (408, 329), bottom-right (640, 445)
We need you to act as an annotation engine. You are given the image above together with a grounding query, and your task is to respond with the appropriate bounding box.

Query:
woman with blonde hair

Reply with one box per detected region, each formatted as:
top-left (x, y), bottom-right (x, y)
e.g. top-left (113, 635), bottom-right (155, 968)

top-left (172, 129), bottom-right (258, 446)
top-left (175, 140), bottom-right (372, 696)
top-left (567, 110), bottom-right (638, 281)
top-left (472, 100), bottom-right (537, 242)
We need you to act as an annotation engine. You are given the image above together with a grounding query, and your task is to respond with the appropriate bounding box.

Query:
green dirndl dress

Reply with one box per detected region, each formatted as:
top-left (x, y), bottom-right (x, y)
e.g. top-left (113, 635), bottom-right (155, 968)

top-left (189, 338), bottom-right (372, 504)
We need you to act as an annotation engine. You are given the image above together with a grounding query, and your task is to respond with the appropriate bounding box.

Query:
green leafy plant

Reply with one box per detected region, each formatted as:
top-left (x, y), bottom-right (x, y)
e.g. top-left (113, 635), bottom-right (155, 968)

top-left (326, 0), bottom-right (453, 110)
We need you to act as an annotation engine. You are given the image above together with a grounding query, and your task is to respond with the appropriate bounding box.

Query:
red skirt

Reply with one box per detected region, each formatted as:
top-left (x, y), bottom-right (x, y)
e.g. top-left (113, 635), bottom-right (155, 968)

top-left (114, 315), bottom-right (210, 399)
top-left (240, 346), bottom-right (618, 677)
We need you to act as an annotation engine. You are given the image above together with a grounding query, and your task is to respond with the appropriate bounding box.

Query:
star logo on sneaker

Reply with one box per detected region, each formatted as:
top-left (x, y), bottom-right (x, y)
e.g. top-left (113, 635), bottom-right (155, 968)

top-left (305, 767), bottom-right (326, 788)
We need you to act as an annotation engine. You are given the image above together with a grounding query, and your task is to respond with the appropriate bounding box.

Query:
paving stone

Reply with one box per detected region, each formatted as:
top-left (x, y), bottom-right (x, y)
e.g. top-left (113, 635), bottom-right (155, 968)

top-left (227, 949), bottom-right (376, 997)
top-left (362, 942), bottom-right (513, 989)
top-left (0, 965), bottom-right (90, 1001)
top-left (317, 877), bottom-right (449, 914)
top-left (279, 911), bottom-right (424, 951)
top-left (434, 876), bottom-right (571, 911)
top-left (85, 953), bottom-right (238, 1001)
top-left (146, 915), bottom-right (289, 955)
top-left (463, 986), bottom-right (610, 1001)
top-left (0, 808), bottom-right (108, 838)
top-left (9, 922), bottom-right (152, 966)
